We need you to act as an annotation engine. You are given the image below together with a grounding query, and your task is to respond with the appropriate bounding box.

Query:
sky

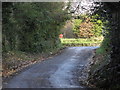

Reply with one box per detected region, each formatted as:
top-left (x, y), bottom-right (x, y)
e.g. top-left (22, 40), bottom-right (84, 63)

top-left (69, 0), bottom-right (100, 15)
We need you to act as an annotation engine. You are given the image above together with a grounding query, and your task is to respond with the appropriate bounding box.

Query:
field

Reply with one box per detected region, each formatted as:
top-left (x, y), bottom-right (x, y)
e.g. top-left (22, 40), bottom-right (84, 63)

top-left (60, 36), bottom-right (103, 47)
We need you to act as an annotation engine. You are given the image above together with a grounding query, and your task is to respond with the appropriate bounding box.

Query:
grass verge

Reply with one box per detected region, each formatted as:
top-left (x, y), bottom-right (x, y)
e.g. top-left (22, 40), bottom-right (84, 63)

top-left (60, 36), bottom-right (103, 47)
top-left (87, 37), bottom-right (116, 88)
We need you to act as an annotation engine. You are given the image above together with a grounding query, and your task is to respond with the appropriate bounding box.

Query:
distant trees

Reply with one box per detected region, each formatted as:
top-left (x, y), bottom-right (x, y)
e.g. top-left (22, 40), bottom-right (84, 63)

top-left (79, 17), bottom-right (94, 38)
top-left (72, 14), bottom-right (104, 38)
top-left (72, 19), bottom-right (83, 38)
top-left (91, 14), bottom-right (104, 37)
top-left (2, 2), bottom-right (70, 53)
top-left (60, 21), bottom-right (75, 38)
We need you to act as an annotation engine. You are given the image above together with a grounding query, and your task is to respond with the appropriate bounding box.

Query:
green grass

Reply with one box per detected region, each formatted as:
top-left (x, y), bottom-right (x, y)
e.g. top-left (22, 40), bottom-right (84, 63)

top-left (60, 36), bottom-right (103, 47)
top-left (96, 37), bottom-right (110, 55)
top-left (96, 47), bottom-right (105, 54)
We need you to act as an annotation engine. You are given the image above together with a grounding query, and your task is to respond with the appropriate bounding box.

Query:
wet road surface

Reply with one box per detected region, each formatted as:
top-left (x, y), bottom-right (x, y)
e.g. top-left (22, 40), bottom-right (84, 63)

top-left (4, 47), bottom-right (97, 88)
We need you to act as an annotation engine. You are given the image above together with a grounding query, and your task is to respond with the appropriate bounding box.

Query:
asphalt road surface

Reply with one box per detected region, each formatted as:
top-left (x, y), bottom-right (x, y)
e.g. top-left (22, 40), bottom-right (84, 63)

top-left (3, 47), bottom-right (97, 88)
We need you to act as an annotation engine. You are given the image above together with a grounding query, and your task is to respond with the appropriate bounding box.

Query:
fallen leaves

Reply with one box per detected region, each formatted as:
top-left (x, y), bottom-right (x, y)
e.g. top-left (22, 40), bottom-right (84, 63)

top-left (2, 48), bottom-right (64, 78)
top-left (2, 51), bottom-right (45, 78)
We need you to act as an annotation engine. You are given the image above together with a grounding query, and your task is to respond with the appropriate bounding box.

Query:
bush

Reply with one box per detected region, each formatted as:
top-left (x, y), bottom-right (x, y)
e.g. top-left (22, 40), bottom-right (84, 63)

top-left (72, 19), bottom-right (83, 38)
top-left (2, 2), bottom-right (69, 53)
top-left (72, 14), bottom-right (104, 38)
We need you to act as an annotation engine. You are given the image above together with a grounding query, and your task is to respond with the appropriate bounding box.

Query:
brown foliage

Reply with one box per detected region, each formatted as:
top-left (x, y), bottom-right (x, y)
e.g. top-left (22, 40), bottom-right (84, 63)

top-left (79, 18), bottom-right (94, 38)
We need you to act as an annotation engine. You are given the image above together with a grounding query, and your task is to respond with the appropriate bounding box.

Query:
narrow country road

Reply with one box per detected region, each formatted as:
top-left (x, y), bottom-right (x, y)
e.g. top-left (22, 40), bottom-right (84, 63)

top-left (3, 47), bottom-right (97, 88)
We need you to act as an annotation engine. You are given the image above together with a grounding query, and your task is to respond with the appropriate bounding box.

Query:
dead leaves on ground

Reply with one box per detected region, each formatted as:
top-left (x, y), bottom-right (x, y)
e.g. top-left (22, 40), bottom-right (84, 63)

top-left (2, 51), bottom-right (45, 77)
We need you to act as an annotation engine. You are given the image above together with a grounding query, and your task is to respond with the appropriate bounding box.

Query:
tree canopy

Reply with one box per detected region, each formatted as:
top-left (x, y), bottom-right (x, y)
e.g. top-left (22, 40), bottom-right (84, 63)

top-left (2, 2), bottom-right (70, 53)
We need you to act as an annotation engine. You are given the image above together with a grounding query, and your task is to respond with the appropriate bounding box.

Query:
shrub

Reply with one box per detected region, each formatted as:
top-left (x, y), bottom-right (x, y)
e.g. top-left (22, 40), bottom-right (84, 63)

top-left (72, 14), bottom-right (104, 38)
